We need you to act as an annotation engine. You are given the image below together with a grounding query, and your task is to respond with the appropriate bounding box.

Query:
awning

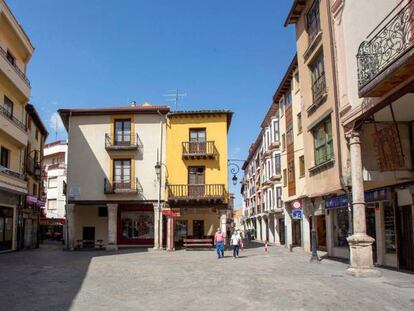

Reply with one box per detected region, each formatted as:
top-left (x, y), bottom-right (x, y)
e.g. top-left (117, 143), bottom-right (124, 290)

top-left (40, 218), bottom-right (65, 225)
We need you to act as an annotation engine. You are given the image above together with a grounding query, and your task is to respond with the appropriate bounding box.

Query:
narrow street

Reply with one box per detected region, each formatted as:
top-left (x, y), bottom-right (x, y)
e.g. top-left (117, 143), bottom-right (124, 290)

top-left (1, 243), bottom-right (413, 311)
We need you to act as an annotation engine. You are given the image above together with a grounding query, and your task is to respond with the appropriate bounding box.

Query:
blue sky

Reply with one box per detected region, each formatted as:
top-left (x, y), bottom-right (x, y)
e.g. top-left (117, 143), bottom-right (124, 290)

top-left (8, 0), bottom-right (296, 205)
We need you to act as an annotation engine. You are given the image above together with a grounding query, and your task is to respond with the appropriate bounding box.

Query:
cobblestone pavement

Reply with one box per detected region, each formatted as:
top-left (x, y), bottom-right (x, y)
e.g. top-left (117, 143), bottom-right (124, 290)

top-left (1, 242), bottom-right (414, 311)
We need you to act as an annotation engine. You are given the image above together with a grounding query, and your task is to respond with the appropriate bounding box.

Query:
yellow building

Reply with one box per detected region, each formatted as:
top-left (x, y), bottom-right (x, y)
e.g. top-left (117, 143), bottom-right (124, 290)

top-left (165, 110), bottom-right (232, 250)
top-left (0, 0), bottom-right (34, 252)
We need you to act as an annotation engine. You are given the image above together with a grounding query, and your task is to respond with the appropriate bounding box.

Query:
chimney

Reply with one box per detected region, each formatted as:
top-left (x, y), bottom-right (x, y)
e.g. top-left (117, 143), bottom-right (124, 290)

top-left (130, 100), bottom-right (137, 107)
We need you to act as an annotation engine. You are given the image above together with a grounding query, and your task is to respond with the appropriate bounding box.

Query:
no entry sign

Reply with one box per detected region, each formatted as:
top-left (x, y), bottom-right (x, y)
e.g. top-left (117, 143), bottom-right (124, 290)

top-left (291, 200), bottom-right (302, 210)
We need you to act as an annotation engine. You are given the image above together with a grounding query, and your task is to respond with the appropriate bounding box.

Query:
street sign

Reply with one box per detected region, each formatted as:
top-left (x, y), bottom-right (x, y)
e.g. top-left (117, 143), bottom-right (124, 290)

top-left (292, 209), bottom-right (302, 220)
top-left (291, 200), bottom-right (302, 210)
top-left (162, 210), bottom-right (181, 217)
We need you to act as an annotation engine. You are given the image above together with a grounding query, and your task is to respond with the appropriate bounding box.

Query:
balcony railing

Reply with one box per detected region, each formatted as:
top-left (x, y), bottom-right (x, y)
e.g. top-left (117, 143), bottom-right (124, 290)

top-left (0, 105), bottom-right (26, 131)
top-left (311, 74), bottom-right (327, 106)
top-left (357, 0), bottom-right (414, 93)
top-left (104, 177), bottom-right (140, 194)
top-left (182, 141), bottom-right (217, 159)
top-left (105, 133), bottom-right (142, 150)
top-left (168, 184), bottom-right (227, 203)
top-left (26, 156), bottom-right (41, 178)
top-left (0, 46), bottom-right (31, 87)
top-left (0, 165), bottom-right (25, 180)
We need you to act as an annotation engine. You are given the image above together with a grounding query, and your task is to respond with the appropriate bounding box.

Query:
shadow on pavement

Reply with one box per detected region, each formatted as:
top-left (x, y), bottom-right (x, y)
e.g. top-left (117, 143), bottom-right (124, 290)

top-left (0, 242), bottom-right (152, 311)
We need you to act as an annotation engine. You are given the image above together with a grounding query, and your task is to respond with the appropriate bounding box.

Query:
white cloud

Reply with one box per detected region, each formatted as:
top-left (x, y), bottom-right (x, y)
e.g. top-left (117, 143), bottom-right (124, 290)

top-left (49, 111), bottom-right (65, 133)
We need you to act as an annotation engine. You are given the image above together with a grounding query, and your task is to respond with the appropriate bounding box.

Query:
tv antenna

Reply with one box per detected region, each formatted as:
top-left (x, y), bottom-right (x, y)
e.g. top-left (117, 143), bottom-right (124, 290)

top-left (163, 89), bottom-right (187, 110)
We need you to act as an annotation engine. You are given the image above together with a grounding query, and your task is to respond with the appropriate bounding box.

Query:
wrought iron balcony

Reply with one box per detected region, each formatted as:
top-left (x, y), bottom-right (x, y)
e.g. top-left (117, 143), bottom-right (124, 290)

top-left (168, 184), bottom-right (227, 205)
top-left (0, 46), bottom-right (31, 88)
top-left (0, 105), bottom-right (26, 131)
top-left (357, 0), bottom-right (414, 97)
top-left (26, 156), bottom-right (41, 178)
top-left (182, 141), bottom-right (217, 159)
top-left (105, 133), bottom-right (142, 151)
top-left (104, 177), bottom-right (140, 194)
top-left (0, 165), bottom-right (25, 180)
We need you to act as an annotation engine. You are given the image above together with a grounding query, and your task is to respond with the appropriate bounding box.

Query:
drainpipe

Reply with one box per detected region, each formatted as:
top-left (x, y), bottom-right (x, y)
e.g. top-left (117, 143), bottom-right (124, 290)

top-left (64, 111), bottom-right (72, 250)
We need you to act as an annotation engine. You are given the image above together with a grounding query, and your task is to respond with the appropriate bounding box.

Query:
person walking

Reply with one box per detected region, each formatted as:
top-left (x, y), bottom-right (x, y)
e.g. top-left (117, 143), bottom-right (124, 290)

top-left (214, 228), bottom-right (225, 259)
top-left (231, 231), bottom-right (241, 258)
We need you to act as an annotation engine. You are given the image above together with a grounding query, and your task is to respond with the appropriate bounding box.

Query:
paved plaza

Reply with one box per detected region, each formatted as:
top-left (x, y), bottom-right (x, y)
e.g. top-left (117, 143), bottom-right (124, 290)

top-left (1, 242), bottom-right (414, 311)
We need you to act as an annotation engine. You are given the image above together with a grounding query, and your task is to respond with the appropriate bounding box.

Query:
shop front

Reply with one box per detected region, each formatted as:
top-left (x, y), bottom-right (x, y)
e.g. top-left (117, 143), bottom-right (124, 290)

top-left (17, 195), bottom-right (45, 250)
top-left (117, 204), bottom-right (154, 246)
top-left (0, 206), bottom-right (14, 251)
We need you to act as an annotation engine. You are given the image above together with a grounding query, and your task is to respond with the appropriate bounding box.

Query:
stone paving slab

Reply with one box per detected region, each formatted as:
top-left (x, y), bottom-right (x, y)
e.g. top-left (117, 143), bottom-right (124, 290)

top-left (0, 242), bottom-right (413, 311)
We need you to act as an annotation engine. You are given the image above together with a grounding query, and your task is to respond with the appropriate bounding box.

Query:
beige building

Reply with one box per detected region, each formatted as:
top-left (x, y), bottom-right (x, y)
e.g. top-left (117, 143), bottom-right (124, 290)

top-left (285, 0), bottom-right (350, 260)
top-left (0, 0), bottom-right (35, 252)
top-left (331, 0), bottom-right (414, 274)
top-left (59, 103), bottom-right (169, 250)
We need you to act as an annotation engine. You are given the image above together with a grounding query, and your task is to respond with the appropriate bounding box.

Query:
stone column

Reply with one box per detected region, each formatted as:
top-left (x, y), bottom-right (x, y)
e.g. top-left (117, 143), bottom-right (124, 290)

top-left (284, 210), bottom-right (292, 249)
top-left (347, 131), bottom-right (380, 277)
top-left (268, 215), bottom-right (275, 243)
top-left (166, 215), bottom-right (174, 251)
top-left (66, 204), bottom-right (75, 250)
top-left (256, 217), bottom-right (261, 241)
top-left (262, 216), bottom-right (268, 242)
top-left (106, 204), bottom-right (118, 251)
top-left (274, 216), bottom-right (281, 245)
top-left (153, 204), bottom-right (160, 249)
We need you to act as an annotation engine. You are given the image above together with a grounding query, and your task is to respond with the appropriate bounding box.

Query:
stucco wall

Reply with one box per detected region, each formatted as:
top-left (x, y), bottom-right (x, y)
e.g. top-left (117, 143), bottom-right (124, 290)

top-left (67, 113), bottom-right (166, 202)
top-left (74, 205), bottom-right (108, 243)
top-left (166, 114), bottom-right (229, 190)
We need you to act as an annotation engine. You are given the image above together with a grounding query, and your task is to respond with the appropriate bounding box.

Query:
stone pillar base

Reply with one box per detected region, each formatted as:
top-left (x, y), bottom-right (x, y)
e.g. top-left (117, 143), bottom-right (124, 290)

top-left (347, 233), bottom-right (381, 277)
top-left (106, 244), bottom-right (118, 251)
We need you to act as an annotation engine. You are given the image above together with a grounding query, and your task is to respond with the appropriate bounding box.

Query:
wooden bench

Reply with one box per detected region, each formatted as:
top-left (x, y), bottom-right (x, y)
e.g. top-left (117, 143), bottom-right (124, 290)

top-left (75, 239), bottom-right (105, 250)
top-left (183, 238), bottom-right (213, 249)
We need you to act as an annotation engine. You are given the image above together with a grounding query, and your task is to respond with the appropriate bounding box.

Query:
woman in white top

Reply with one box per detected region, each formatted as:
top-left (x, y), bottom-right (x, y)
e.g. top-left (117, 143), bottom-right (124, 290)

top-left (230, 231), bottom-right (241, 258)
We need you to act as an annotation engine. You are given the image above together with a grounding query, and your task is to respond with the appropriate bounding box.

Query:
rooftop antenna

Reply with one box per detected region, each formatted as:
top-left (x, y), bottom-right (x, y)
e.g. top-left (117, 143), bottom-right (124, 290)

top-left (163, 89), bottom-right (187, 110)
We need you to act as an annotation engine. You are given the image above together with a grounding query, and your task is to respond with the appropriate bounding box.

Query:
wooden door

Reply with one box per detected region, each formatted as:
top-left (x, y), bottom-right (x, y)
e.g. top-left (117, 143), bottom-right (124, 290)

top-left (188, 167), bottom-right (205, 197)
top-left (292, 220), bottom-right (301, 247)
top-left (193, 220), bottom-right (204, 239)
top-left (398, 205), bottom-right (414, 271)
top-left (189, 129), bottom-right (206, 153)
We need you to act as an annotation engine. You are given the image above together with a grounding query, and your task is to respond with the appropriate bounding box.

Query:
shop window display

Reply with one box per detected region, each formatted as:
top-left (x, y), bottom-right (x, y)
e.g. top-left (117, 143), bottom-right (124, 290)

top-left (383, 202), bottom-right (396, 254)
top-left (333, 208), bottom-right (349, 247)
top-left (121, 211), bottom-right (154, 240)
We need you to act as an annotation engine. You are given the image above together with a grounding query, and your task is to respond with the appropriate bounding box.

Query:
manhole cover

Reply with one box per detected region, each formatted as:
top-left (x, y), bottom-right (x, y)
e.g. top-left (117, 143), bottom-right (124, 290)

top-left (384, 282), bottom-right (414, 288)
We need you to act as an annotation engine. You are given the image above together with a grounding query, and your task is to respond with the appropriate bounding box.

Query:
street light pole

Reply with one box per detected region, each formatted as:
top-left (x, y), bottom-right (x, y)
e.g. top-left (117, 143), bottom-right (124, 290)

top-left (310, 198), bottom-right (320, 262)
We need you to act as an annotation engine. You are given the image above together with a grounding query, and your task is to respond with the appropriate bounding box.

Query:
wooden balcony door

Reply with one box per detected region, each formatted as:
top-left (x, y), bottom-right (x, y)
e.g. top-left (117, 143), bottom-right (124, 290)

top-left (114, 159), bottom-right (131, 190)
top-left (189, 128), bottom-right (206, 154)
top-left (188, 166), bottom-right (205, 197)
top-left (114, 119), bottom-right (131, 146)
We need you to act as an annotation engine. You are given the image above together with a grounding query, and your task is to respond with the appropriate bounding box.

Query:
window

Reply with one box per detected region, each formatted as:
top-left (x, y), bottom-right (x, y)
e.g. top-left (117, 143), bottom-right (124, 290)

top-left (282, 134), bottom-right (286, 151)
top-left (266, 130), bottom-right (270, 149)
top-left (333, 208), bottom-right (349, 247)
top-left (294, 72), bottom-right (300, 91)
top-left (3, 96), bottom-right (13, 118)
top-left (273, 154), bottom-right (281, 175)
top-left (114, 119), bottom-right (131, 145)
top-left (0, 147), bottom-right (9, 168)
top-left (47, 199), bottom-right (57, 210)
top-left (288, 159), bottom-right (295, 184)
top-left (27, 117), bottom-right (31, 130)
top-left (276, 187), bottom-right (282, 209)
top-left (98, 206), bottom-right (108, 217)
top-left (6, 50), bottom-right (15, 65)
top-left (267, 159), bottom-right (272, 180)
top-left (310, 53), bottom-right (326, 104)
top-left (114, 159), bottom-right (131, 189)
top-left (283, 169), bottom-right (287, 187)
top-left (35, 129), bottom-right (39, 141)
top-left (279, 97), bottom-right (284, 117)
top-left (268, 188), bottom-right (273, 210)
top-left (286, 122), bottom-right (294, 146)
top-left (48, 177), bottom-right (58, 188)
top-left (297, 113), bottom-right (302, 133)
top-left (33, 183), bottom-right (38, 197)
top-left (285, 88), bottom-right (292, 109)
top-left (306, 0), bottom-right (321, 43)
top-left (190, 128), bottom-right (206, 142)
top-left (312, 117), bottom-right (333, 166)
top-left (272, 119), bottom-right (279, 143)
top-left (299, 156), bottom-right (305, 178)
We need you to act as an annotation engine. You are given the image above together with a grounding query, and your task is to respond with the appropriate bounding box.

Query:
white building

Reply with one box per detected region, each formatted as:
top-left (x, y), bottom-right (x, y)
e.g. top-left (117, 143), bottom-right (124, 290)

top-left (42, 140), bottom-right (67, 222)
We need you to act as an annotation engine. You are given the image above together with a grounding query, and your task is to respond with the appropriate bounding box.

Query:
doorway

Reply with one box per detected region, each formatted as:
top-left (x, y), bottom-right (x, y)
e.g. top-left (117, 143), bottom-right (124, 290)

top-left (397, 205), bottom-right (414, 271)
top-left (193, 220), bottom-right (204, 239)
top-left (82, 226), bottom-right (95, 248)
top-left (292, 220), bottom-right (301, 247)
top-left (316, 215), bottom-right (327, 251)
top-left (279, 218), bottom-right (285, 245)
top-left (366, 206), bottom-right (377, 263)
